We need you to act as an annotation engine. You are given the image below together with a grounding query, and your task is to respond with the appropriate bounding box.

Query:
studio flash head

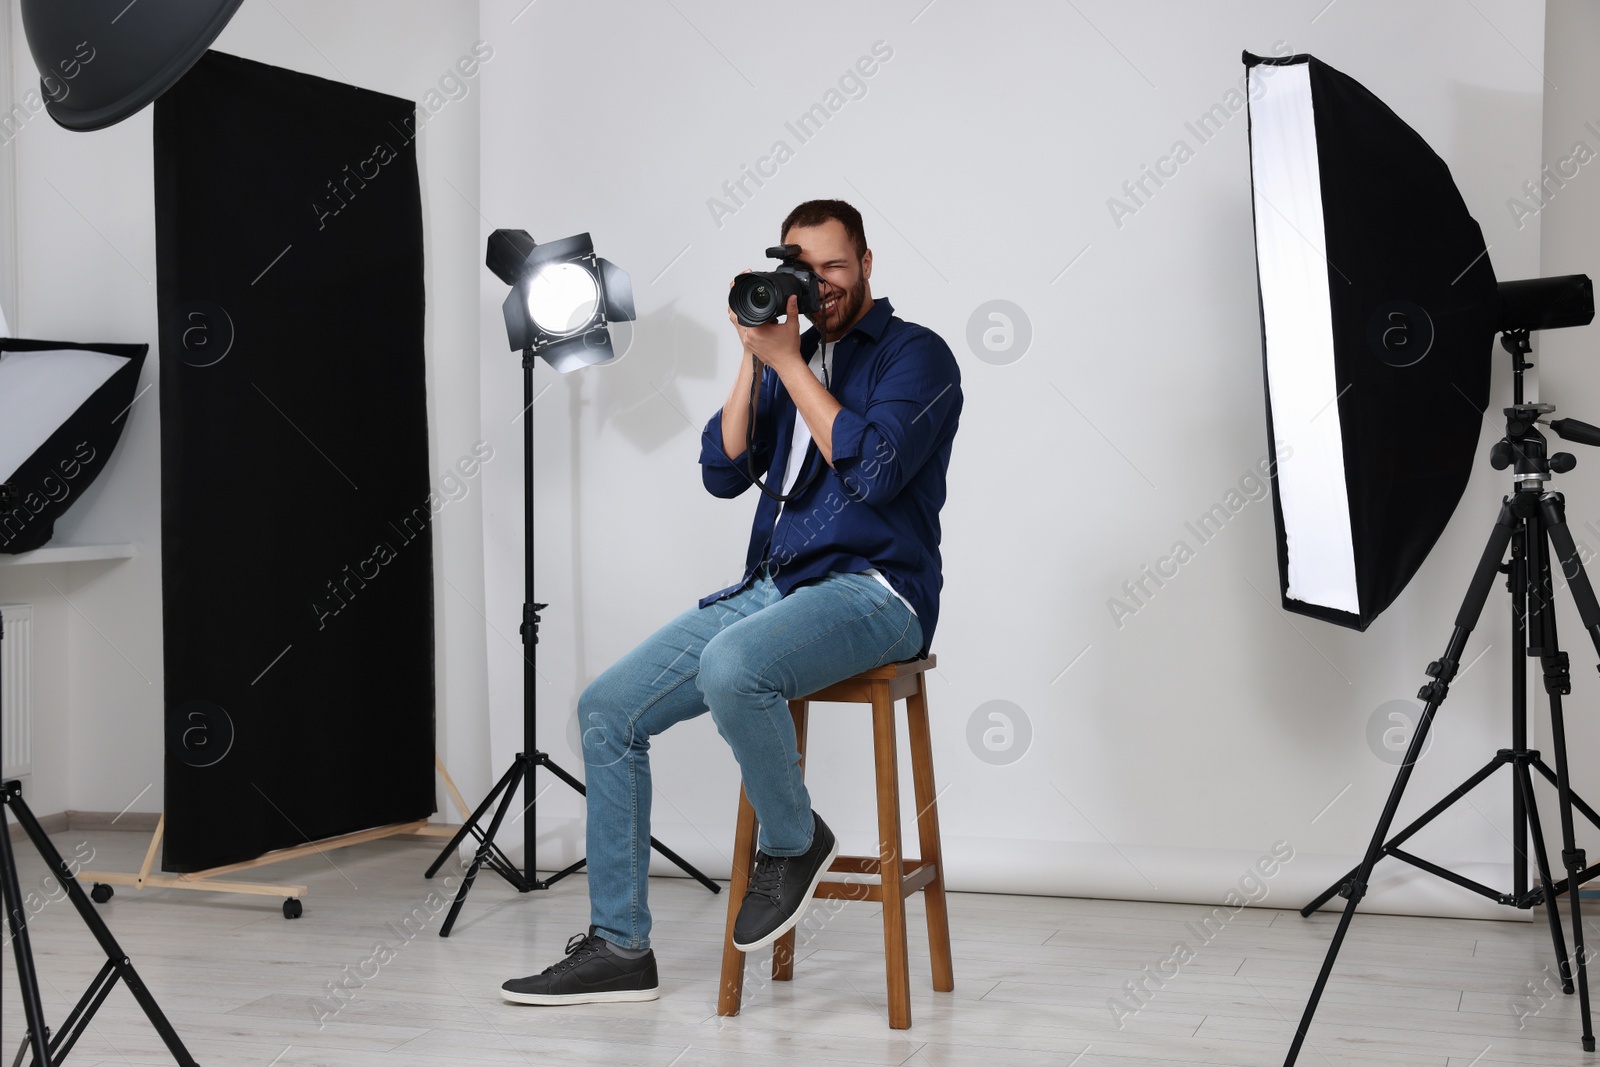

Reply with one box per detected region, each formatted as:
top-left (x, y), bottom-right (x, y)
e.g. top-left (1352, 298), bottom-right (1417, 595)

top-left (1497, 274), bottom-right (1595, 334)
top-left (728, 244), bottom-right (822, 327)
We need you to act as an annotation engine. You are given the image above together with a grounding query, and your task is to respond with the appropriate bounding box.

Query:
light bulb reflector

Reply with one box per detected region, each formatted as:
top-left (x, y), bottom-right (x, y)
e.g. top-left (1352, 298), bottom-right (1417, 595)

top-left (526, 263), bottom-right (599, 335)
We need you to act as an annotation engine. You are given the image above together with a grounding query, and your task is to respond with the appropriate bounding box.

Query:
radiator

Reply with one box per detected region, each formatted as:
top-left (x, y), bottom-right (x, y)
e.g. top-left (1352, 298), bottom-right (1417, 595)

top-left (2, 603), bottom-right (32, 779)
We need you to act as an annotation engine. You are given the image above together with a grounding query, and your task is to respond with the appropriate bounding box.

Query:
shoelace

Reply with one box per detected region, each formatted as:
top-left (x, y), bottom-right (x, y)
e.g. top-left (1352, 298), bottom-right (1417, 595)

top-left (544, 931), bottom-right (602, 975)
top-left (749, 852), bottom-right (787, 904)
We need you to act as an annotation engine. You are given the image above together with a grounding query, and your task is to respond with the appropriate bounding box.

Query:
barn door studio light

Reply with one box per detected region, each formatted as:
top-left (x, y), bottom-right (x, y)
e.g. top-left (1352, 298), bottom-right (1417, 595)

top-left (486, 230), bottom-right (635, 371)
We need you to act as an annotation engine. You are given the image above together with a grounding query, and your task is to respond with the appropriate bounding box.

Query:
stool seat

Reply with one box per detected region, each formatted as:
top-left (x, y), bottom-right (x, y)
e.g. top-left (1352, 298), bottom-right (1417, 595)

top-left (717, 655), bottom-right (954, 1029)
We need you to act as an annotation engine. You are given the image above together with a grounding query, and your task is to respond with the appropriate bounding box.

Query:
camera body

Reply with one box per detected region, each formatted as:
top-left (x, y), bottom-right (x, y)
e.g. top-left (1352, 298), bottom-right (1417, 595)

top-left (728, 244), bottom-right (822, 327)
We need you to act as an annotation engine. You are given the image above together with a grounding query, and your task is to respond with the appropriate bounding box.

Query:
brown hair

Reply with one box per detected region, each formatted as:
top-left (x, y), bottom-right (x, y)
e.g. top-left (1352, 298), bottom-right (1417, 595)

top-left (780, 199), bottom-right (867, 260)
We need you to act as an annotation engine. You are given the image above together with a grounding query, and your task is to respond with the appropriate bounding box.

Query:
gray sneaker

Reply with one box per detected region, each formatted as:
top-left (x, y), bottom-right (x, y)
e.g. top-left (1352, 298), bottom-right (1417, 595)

top-left (732, 810), bottom-right (839, 951)
top-left (501, 927), bottom-right (660, 1005)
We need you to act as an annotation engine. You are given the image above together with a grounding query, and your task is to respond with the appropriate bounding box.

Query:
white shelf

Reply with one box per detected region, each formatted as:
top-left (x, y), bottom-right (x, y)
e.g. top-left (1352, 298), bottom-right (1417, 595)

top-left (0, 543), bottom-right (138, 566)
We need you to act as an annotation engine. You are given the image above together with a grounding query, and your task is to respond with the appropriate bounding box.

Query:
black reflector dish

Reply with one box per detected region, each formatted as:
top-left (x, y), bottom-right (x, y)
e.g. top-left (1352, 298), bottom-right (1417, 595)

top-left (20, 0), bottom-right (246, 131)
top-left (1245, 51), bottom-right (1497, 630)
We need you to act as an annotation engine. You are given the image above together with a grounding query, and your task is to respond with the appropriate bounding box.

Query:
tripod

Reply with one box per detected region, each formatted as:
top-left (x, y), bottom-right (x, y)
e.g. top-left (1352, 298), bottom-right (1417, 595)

top-left (0, 558), bottom-right (200, 1065)
top-left (1286, 332), bottom-right (1599, 1065)
top-left (424, 346), bottom-right (718, 937)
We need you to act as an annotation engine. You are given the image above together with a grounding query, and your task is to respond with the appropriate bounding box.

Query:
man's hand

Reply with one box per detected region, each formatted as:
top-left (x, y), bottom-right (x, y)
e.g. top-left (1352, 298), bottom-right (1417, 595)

top-left (727, 290), bottom-right (806, 378)
top-left (721, 283), bottom-right (839, 468)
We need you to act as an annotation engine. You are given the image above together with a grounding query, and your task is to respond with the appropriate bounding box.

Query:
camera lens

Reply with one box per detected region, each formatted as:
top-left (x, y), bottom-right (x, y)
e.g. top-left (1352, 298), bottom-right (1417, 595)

top-left (729, 271), bottom-right (792, 326)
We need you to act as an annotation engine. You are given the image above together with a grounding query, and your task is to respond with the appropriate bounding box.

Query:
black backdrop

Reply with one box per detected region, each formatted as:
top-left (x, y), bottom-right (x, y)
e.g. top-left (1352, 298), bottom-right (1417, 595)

top-left (155, 51), bottom-right (434, 872)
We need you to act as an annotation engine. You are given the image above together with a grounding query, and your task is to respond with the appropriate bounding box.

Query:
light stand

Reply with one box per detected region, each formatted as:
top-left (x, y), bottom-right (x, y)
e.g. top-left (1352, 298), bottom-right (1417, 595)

top-left (1285, 336), bottom-right (1599, 1064)
top-left (0, 487), bottom-right (200, 1066)
top-left (424, 236), bottom-right (721, 932)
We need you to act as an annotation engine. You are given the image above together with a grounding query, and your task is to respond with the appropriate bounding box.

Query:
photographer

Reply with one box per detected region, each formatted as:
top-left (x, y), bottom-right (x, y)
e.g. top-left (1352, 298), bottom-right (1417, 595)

top-left (502, 199), bottom-right (962, 1005)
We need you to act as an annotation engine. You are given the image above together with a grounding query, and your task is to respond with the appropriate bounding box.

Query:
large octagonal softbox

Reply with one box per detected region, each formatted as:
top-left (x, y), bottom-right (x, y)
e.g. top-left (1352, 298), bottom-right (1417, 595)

top-left (1245, 51), bottom-right (1497, 630)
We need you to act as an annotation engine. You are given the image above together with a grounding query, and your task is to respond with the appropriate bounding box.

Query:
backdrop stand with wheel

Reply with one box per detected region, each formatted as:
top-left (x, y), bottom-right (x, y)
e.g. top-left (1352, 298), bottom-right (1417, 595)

top-left (76, 756), bottom-right (472, 919)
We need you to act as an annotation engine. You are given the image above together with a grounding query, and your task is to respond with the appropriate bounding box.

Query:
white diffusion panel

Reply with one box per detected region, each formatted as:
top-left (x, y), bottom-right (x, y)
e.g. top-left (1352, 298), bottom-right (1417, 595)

top-left (1248, 62), bottom-right (1360, 615)
top-left (0, 348), bottom-right (127, 482)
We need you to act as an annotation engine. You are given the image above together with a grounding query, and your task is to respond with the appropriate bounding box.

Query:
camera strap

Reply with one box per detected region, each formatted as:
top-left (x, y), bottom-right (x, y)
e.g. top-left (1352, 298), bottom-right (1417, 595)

top-left (743, 339), bottom-right (831, 503)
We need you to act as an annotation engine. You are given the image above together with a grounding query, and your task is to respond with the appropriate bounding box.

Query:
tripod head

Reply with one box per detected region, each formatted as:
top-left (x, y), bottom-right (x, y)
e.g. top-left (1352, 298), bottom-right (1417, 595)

top-left (1491, 404), bottom-right (1600, 488)
top-left (1489, 329), bottom-right (1600, 490)
top-left (1492, 404), bottom-right (1566, 491)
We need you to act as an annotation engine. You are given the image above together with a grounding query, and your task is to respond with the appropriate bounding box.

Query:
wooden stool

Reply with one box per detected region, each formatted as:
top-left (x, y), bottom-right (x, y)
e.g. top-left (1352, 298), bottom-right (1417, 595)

top-left (716, 655), bottom-right (954, 1029)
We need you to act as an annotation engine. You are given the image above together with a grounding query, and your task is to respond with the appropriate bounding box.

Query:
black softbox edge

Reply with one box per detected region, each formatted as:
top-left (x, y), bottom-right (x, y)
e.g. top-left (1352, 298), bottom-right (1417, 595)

top-left (1311, 54), bottom-right (1494, 630)
top-left (0, 338), bottom-right (148, 553)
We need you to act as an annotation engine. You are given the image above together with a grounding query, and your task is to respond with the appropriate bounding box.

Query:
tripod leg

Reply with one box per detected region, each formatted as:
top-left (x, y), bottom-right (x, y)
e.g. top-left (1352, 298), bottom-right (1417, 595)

top-left (1299, 755), bottom-right (1508, 916)
top-left (4, 785), bottom-right (200, 1066)
top-left (439, 754), bottom-right (528, 937)
top-left (1539, 662), bottom-right (1594, 1045)
top-left (1511, 522), bottom-right (1530, 900)
top-left (1534, 493), bottom-right (1596, 1049)
top-left (531, 751), bottom-right (722, 893)
top-left (644, 835), bottom-right (722, 894)
top-left (1, 798), bottom-right (54, 1067)
top-left (1531, 759), bottom-right (1600, 839)
top-left (1542, 493), bottom-right (1600, 660)
top-left (1285, 502), bottom-right (1516, 1067)
top-left (426, 757), bottom-right (524, 879)
top-left (1516, 759), bottom-right (1575, 992)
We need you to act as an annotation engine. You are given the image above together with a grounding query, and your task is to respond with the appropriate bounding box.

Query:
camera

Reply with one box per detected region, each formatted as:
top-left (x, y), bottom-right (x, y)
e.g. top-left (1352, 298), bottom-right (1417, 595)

top-left (728, 244), bottom-right (822, 327)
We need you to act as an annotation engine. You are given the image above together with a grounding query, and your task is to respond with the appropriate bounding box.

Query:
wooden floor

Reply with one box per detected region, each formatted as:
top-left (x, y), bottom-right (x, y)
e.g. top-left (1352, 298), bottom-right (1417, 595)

top-left (2, 828), bottom-right (1596, 1066)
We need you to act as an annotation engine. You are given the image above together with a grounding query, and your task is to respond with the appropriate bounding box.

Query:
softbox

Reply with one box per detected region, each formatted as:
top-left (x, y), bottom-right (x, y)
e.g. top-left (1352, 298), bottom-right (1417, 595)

top-left (0, 338), bottom-right (148, 553)
top-left (1245, 51), bottom-right (1497, 630)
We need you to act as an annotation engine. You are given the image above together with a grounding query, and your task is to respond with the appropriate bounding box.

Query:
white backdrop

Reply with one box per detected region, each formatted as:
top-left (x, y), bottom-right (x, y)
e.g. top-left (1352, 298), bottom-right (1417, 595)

top-left (479, 0), bottom-right (1565, 918)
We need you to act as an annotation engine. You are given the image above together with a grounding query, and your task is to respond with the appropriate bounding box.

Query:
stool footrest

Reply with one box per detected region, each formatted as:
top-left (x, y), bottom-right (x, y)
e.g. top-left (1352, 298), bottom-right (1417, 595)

top-left (815, 856), bottom-right (937, 901)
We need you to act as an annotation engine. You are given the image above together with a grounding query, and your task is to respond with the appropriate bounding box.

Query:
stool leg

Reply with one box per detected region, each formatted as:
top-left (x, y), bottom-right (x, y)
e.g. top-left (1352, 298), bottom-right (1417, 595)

top-left (906, 673), bottom-right (954, 993)
top-left (718, 784), bottom-right (760, 1017)
top-left (772, 699), bottom-right (810, 983)
top-left (872, 679), bottom-right (912, 1029)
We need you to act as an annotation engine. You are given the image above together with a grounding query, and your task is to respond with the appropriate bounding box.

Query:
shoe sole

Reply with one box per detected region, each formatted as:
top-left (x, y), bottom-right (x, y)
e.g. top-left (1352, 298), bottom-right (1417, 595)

top-left (500, 986), bottom-right (660, 1006)
top-left (732, 831), bottom-right (841, 952)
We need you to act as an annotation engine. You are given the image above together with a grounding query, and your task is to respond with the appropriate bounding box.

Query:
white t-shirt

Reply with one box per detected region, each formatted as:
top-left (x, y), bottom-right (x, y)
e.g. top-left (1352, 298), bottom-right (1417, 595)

top-left (774, 341), bottom-right (916, 617)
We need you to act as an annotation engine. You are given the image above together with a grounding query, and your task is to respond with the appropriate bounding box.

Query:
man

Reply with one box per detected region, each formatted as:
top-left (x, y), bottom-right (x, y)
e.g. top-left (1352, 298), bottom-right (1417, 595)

top-left (501, 199), bottom-right (961, 1005)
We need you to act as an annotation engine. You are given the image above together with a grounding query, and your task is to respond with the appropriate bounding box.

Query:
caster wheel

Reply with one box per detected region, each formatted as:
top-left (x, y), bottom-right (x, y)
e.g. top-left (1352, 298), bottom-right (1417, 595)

top-left (90, 883), bottom-right (113, 904)
top-left (283, 898), bottom-right (303, 919)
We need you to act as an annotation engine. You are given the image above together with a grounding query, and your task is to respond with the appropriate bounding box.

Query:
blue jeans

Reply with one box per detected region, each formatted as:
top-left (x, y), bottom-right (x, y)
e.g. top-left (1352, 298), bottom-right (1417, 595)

top-left (577, 566), bottom-right (924, 950)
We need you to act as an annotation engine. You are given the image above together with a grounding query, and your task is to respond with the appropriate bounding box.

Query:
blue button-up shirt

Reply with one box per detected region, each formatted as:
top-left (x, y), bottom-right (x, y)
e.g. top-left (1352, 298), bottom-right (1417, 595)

top-left (698, 298), bottom-right (962, 657)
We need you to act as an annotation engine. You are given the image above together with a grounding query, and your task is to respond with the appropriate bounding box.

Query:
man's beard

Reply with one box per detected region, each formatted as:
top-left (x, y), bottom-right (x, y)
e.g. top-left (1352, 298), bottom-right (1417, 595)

top-left (813, 274), bottom-right (867, 341)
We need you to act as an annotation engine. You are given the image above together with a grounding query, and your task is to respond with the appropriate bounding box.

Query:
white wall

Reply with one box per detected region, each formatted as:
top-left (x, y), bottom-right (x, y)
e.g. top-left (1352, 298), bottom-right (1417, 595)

top-left (0, 0), bottom-right (491, 822)
top-left (481, 0), bottom-right (1559, 918)
top-left (0, 0), bottom-right (15, 330)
